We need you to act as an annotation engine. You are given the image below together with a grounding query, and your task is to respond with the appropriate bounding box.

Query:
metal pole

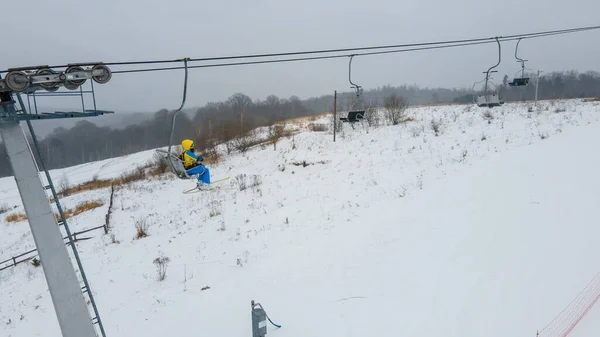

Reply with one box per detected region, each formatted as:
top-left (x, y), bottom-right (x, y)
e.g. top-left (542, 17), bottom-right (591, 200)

top-left (333, 91), bottom-right (337, 142)
top-left (166, 58), bottom-right (189, 156)
top-left (22, 100), bottom-right (106, 337)
top-left (535, 70), bottom-right (541, 105)
top-left (0, 92), bottom-right (97, 337)
top-left (79, 85), bottom-right (86, 112)
top-left (91, 79), bottom-right (97, 111)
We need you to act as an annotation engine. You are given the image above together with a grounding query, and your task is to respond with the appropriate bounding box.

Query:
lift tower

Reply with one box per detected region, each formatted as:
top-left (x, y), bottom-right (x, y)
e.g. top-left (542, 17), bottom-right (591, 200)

top-left (0, 64), bottom-right (113, 337)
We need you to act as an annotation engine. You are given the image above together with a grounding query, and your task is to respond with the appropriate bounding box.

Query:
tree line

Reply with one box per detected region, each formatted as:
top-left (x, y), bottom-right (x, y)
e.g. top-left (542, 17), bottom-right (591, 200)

top-left (1, 70), bottom-right (599, 178)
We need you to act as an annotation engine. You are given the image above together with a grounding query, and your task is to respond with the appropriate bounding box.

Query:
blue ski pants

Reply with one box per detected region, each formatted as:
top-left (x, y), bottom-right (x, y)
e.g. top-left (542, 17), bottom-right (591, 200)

top-left (186, 164), bottom-right (210, 184)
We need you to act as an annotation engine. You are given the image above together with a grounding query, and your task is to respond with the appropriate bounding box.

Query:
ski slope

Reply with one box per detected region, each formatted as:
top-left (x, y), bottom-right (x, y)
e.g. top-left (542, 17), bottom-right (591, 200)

top-left (1, 99), bottom-right (600, 337)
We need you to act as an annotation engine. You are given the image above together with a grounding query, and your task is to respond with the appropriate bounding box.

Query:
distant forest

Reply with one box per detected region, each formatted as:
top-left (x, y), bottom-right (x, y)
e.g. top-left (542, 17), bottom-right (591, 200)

top-left (1, 70), bottom-right (599, 178)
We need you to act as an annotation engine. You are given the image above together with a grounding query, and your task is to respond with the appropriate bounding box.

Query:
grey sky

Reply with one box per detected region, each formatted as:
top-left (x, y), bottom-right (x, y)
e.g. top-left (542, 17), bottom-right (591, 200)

top-left (4, 0), bottom-right (600, 113)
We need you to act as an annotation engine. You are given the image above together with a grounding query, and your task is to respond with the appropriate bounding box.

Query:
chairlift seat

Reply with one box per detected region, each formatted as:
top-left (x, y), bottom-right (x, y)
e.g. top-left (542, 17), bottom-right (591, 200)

top-left (476, 94), bottom-right (504, 108)
top-left (508, 77), bottom-right (530, 87)
top-left (155, 149), bottom-right (191, 179)
top-left (340, 110), bottom-right (365, 123)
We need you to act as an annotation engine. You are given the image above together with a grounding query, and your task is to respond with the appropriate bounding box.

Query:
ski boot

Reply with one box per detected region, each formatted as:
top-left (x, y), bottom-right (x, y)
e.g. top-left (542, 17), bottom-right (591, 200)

top-left (196, 180), bottom-right (208, 191)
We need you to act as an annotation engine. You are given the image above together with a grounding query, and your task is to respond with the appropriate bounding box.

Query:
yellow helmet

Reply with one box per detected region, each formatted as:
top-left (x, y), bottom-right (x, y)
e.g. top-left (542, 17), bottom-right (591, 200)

top-left (181, 139), bottom-right (194, 151)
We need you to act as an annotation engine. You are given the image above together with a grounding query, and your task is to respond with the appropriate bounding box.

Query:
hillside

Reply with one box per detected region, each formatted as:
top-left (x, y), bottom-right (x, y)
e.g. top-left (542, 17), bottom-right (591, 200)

top-left (1, 99), bottom-right (600, 337)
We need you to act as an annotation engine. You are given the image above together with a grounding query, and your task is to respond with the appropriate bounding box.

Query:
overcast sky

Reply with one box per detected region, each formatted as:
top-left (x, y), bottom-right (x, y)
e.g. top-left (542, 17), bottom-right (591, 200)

top-left (4, 0), bottom-right (600, 113)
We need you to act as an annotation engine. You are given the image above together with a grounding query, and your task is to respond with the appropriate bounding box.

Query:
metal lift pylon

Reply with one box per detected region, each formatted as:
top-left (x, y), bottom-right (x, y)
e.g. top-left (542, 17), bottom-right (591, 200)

top-left (0, 64), bottom-right (113, 337)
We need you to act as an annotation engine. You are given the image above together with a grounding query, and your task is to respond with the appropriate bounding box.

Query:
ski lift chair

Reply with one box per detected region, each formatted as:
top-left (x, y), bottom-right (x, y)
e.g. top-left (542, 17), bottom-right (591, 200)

top-left (340, 110), bottom-right (365, 123)
top-left (508, 77), bottom-right (529, 87)
top-left (155, 148), bottom-right (191, 179)
top-left (473, 37), bottom-right (505, 108)
top-left (341, 55), bottom-right (367, 128)
top-left (508, 39), bottom-right (530, 87)
top-left (476, 93), bottom-right (504, 108)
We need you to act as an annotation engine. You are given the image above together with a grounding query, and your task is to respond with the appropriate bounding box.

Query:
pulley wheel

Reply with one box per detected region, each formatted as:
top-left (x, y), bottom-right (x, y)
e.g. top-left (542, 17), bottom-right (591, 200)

top-left (5, 71), bottom-right (30, 92)
top-left (63, 80), bottom-right (79, 90)
top-left (36, 68), bottom-right (58, 90)
top-left (65, 66), bottom-right (86, 87)
top-left (45, 84), bottom-right (60, 92)
top-left (91, 64), bottom-right (112, 84)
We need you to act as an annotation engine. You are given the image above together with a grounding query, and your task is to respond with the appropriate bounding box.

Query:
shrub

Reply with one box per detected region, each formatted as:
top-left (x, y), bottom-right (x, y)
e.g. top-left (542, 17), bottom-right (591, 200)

top-left (430, 119), bottom-right (442, 136)
top-left (31, 258), bottom-right (41, 267)
top-left (365, 107), bottom-right (379, 127)
top-left (268, 124), bottom-right (287, 151)
top-left (251, 175), bottom-right (262, 188)
top-left (58, 174), bottom-right (71, 197)
top-left (150, 152), bottom-right (170, 175)
top-left (208, 200), bottom-right (222, 217)
top-left (235, 174), bottom-right (248, 191)
top-left (153, 256), bottom-right (171, 281)
top-left (117, 167), bottom-right (146, 185)
top-left (0, 204), bottom-right (10, 215)
top-left (234, 174), bottom-right (262, 191)
top-left (232, 130), bottom-right (260, 153)
top-left (384, 94), bottom-right (409, 125)
top-left (135, 217), bottom-right (149, 239)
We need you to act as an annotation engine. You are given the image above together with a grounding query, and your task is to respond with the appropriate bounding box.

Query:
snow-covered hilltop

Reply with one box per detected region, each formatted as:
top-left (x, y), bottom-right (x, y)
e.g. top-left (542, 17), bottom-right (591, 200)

top-left (1, 99), bottom-right (600, 337)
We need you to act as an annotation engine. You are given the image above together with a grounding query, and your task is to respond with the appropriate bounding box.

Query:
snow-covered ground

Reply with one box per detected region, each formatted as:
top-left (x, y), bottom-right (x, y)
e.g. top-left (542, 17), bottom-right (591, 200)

top-left (1, 99), bottom-right (600, 337)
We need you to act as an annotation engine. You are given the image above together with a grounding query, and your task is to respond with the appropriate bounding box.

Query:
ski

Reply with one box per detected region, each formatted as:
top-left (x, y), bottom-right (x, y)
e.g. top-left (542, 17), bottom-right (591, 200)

top-left (182, 176), bottom-right (232, 194)
top-left (183, 186), bottom-right (237, 194)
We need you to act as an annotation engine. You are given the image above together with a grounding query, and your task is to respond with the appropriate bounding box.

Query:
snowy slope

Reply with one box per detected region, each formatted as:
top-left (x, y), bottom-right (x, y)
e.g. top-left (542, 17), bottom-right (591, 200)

top-left (1, 99), bottom-right (600, 337)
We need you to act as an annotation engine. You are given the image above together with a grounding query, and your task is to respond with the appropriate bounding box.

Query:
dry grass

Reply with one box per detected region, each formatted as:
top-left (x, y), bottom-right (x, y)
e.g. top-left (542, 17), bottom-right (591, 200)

top-left (55, 200), bottom-right (105, 222)
top-left (202, 152), bottom-right (222, 165)
top-left (5, 212), bottom-right (27, 223)
top-left (58, 178), bottom-right (113, 197)
top-left (135, 217), bottom-right (149, 239)
top-left (279, 112), bottom-right (329, 128)
top-left (72, 200), bottom-right (104, 216)
top-left (56, 161), bottom-right (167, 199)
top-left (116, 168), bottom-right (147, 185)
top-left (308, 123), bottom-right (328, 132)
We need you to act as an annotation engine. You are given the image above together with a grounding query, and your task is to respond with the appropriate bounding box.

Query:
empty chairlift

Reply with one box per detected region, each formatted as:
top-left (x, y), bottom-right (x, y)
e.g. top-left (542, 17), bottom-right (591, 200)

top-left (340, 55), bottom-right (366, 126)
top-left (508, 38), bottom-right (530, 87)
top-left (473, 38), bottom-right (504, 108)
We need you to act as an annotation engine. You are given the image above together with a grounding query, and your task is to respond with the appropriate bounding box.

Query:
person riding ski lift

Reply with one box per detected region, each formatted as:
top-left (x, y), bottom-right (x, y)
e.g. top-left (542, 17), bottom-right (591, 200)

top-left (179, 139), bottom-right (210, 189)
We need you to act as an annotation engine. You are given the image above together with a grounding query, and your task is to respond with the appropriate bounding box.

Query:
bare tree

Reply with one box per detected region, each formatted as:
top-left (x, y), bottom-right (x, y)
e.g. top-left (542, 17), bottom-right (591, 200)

top-left (384, 94), bottom-right (409, 125)
top-left (268, 124), bottom-right (286, 151)
top-left (265, 95), bottom-right (281, 117)
top-left (58, 174), bottom-right (71, 196)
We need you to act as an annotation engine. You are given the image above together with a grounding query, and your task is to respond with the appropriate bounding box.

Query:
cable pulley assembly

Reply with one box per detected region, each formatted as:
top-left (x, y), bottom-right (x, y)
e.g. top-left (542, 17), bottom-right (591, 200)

top-left (1, 63), bottom-right (112, 93)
